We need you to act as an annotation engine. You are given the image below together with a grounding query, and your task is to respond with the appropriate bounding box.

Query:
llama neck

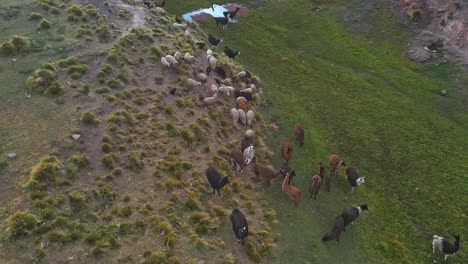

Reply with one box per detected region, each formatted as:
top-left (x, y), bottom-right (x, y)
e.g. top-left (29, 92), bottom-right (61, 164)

top-left (220, 179), bottom-right (228, 188)
top-left (282, 175), bottom-right (289, 189)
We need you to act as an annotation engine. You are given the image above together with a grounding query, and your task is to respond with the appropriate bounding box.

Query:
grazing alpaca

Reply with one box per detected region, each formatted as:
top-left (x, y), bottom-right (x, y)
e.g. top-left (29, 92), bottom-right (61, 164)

top-left (341, 204), bottom-right (368, 231)
top-left (243, 145), bottom-right (255, 164)
top-left (223, 7), bottom-right (240, 21)
top-left (432, 234), bottom-right (461, 260)
top-left (254, 163), bottom-right (280, 186)
top-left (230, 209), bottom-right (249, 245)
top-left (205, 167), bottom-right (229, 196)
top-left (208, 34), bottom-right (223, 46)
top-left (280, 164), bottom-right (296, 185)
top-left (328, 153), bottom-right (345, 173)
top-left (322, 215), bottom-right (345, 242)
top-left (294, 124), bottom-right (304, 147)
top-left (317, 162), bottom-right (325, 178)
top-left (214, 17), bottom-right (229, 29)
top-left (282, 174), bottom-right (301, 206)
top-left (281, 140), bottom-right (293, 164)
top-left (346, 167), bottom-right (365, 193)
top-left (325, 169), bottom-right (337, 192)
top-left (309, 175), bottom-right (322, 200)
top-left (230, 150), bottom-right (247, 172)
top-left (224, 46), bottom-right (240, 59)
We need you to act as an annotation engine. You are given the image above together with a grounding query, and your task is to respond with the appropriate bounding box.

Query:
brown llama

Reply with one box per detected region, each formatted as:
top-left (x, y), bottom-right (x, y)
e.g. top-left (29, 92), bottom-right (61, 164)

top-left (281, 140), bottom-right (293, 164)
top-left (328, 153), bottom-right (345, 173)
top-left (294, 124), bottom-right (304, 147)
top-left (282, 174), bottom-right (301, 206)
top-left (309, 175), bottom-right (322, 200)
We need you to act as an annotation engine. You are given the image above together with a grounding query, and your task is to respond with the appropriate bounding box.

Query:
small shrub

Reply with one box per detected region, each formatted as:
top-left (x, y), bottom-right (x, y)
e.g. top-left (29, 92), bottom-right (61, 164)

top-left (80, 112), bottom-right (100, 125)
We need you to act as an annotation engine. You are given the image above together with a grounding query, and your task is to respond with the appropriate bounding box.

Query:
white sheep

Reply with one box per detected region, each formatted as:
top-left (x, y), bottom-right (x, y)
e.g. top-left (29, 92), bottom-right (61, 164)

top-left (209, 57), bottom-right (217, 69)
top-left (246, 110), bottom-right (255, 126)
top-left (155, 7), bottom-right (166, 15)
top-left (207, 49), bottom-right (213, 55)
top-left (230, 108), bottom-right (239, 125)
top-left (204, 93), bottom-right (218, 106)
top-left (219, 85), bottom-right (235, 96)
top-left (240, 88), bottom-right (254, 94)
top-left (210, 84), bottom-right (219, 94)
top-left (184, 29), bottom-right (191, 38)
top-left (207, 54), bottom-right (214, 61)
top-left (187, 78), bottom-right (202, 87)
top-left (174, 51), bottom-right (183, 61)
top-left (236, 96), bottom-right (247, 102)
top-left (184, 52), bottom-right (194, 63)
top-left (165, 55), bottom-right (179, 66)
top-left (173, 22), bottom-right (188, 30)
top-left (237, 109), bottom-right (246, 126)
top-left (161, 57), bottom-right (170, 68)
top-left (244, 129), bottom-right (255, 140)
top-left (197, 73), bottom-right (208, 83)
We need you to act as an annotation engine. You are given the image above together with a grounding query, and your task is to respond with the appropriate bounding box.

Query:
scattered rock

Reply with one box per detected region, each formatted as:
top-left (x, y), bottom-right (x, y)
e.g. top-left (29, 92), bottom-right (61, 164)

top-left (441, 89), bottom-right (448, 96)
top-left (7, 153), bottom-right (16, 159)
top-left (72, 134), bottom-right (81, 140)
top-left (11, 58), bottom-right (17, 62)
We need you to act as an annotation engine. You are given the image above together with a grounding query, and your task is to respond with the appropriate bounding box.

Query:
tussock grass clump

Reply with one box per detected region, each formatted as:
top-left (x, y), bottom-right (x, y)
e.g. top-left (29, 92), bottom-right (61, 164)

top-left (57, 56), bottom-right (78, 68)
top-left (107, 44), bottom-right (125, 63)
top-left (2, 211), bottom-right (38, 238)
top-left (24, 156), bottom-right (62, 192)
top-left (96, 87), bottom-right (110, 93)
top-left (67, 64), bottom-right (88, 79)
top-left (30, 12), bottom-right (43, 20)
top-left (101, 143), bottom-right (112, 153)
top-left (101, 154), bottom-right (116, 169)
top-left (107, 78), bottom-right (124, 89)
top-left (185, 190), bottom-right (202, 210)
top-left (107, 110), bottom-right (135, 125)
top-left (126, 151), bottom-right (144, 171)
top-left (143, 251), bottom-right (166, 264)
top-left (38, 19), bottom-right (51, 30)
top-left (68, 191), bottom-right (88, 212)
top-left (0, 35), bottom-right (31, 55)
top-left (188, 212), bottom-right (217, 235)
top-left (80, 111), bottom-right (100, 125)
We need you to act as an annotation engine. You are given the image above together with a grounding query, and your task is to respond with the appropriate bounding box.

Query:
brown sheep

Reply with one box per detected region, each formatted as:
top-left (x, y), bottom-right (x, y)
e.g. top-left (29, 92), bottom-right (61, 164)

top-left (254, 163), bottom-right (280, 186)
top-left (237, 97), bottom-right (247, 112)
top-left (309, 175), bottom-right (322, 200)
top-left (282, 174), bottom-right (301, 206)
top-left (294, 124), bottom-right (304, 147)
top-left (281, 140), bottom-right (293, 164)
top-left (328, 153), bottom-right (345, 173)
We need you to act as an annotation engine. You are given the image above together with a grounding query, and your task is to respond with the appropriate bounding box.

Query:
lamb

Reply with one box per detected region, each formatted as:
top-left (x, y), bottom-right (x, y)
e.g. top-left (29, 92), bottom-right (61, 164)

top-left (432, 234), bottom-right (460, 260)
top-left (309, 175), bottom-right (322, 200)
top-left (341, 204), bottom-right (368, 231)
top-left (214, 17), bottom-right (229, 29)
top-left (173, 22), bottom-right (188, 30)
top-left (183, 52), bottom-right (194, 63)
top-left (230, 108), bottom-right (239, 125)
top-left (346, 167), bottom-right (365, 193)
top-left (205, 166), bottom-right (229, 196)
top-left (243, 145), bottom-right (254, 164)
top-left (294, 124), bottom-right (304, 147)
top-left (208, 34), bottom-right (223, 46)
top-left (160, 57), bottom-right (170, 68)
top-left (246, 110), bottom-right (255, 126)
top-left (254, 163), bottom-right (279, 186)
top-left (203, 93), bottom-right (217, 107)
top-left (209, 57), bottom-right (217, 69)
top-left (230, 209), bottom-right (249, 245)
top-left (219, 85), bottom-right (235, 96)
top-left (230, 150), bottom-right (247, 172)
top-left (165, 55), bottom-right (179, 66)
top-left (237, 109), bottom-right (246, 126)
top-left (224, 46), bottom-right (240, 59)
top-left (322, 215), bottom-right (345, 242)
top-left (187, 78), bottom-right (202, 87)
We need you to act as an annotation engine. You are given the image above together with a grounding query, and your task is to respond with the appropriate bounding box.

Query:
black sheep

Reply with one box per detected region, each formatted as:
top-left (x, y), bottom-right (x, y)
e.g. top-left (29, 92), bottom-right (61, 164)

top-left (346, 167), bottom-right (365, 193)
top-left (205, 167), bottom-right (229, 196)
top-left (214, 66), bottom-right (226, 79)
top-left (230, 209), bottom-right (249, 245)
top-left (341, 204), bottom-right (368, 231)
top-left (208, 34), bottom-right (223, 46)
top-left (224, 46), bottom-right (240, 59)
top-left (234, 90), bottom-right (253, 101)
top-left (322, 215), bottom-right (345, 242)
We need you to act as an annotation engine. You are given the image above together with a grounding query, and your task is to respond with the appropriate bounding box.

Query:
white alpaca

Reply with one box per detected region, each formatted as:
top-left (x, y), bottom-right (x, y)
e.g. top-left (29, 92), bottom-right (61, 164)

top-left (243, 145), bottom-right (255, 164)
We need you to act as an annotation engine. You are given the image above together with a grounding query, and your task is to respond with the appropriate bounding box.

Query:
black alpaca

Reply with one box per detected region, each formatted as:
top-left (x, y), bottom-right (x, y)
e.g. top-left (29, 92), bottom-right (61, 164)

top-left (224, 46), bottom-right (240, 59)
top-left (322, 215), bottom-right (345, 242)
top-left (205, 167), bottom-right (229, 196)
top-left (230, 209), bottom-right (249, 245)
top-left (223, 7), bottom-right (240, 21)
top-left (341, 204), bottom-right (368, 231)
top-left (208, 34), bottom-right (224, 46)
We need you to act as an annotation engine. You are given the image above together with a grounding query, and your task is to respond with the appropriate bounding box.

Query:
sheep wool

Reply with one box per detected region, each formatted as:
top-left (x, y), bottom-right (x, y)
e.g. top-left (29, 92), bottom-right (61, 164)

top-left (238, 109), bottom-right (246, 126)
top-left (246, 110), bottom-right (255, 126)
top-left (165, 55), bottom-right (179, 65)
top-left (160, 57), bottom-right (170, 68)
top-left (184, 52), bottom-right (194, 63)
top-left (209, 57), bottom-right (217, 69)
top-left (230, 108), bottom-right (239, 124)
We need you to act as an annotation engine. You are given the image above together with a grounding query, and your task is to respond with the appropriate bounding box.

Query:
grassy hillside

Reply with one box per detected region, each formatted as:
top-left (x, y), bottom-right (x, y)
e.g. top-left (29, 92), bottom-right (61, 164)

top-left (169, 0), bottom-right (468, 263)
